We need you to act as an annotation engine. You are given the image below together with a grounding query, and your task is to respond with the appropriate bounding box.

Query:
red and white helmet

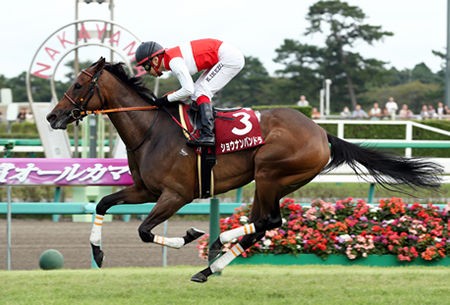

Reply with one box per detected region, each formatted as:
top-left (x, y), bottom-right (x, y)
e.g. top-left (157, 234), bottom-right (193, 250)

top-left (135, 41), bottom-right (165, 76)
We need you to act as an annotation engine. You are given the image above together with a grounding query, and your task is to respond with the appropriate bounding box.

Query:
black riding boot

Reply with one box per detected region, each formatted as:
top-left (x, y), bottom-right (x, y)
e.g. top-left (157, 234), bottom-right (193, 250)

top-left (188, 103), bottom-right (215, 147)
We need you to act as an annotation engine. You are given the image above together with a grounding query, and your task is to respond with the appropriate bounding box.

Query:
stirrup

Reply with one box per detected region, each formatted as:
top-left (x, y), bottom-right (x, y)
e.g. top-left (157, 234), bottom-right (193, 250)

top-left (187, 135), bottom-right (216, 147)
top-left (187, 137), bottom-right (215, 147)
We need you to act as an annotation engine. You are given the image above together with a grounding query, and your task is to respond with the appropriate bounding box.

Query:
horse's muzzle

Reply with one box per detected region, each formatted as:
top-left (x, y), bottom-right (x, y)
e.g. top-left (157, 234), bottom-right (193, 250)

top-left (46, 111), bottom-right (70, 130)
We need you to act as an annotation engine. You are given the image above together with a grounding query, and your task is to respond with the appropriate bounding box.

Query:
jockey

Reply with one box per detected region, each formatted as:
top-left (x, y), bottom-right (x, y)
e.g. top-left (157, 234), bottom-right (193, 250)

top-left (135, 38), bottom-right (245, 147)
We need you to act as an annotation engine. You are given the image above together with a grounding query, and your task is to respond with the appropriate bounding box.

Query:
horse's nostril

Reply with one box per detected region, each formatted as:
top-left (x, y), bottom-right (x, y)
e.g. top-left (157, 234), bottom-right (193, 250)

top-left (46, 113), bottom-right (55, 122)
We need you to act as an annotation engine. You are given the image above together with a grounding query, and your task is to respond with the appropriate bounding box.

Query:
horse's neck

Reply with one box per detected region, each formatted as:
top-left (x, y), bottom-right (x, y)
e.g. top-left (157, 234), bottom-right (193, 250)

top-left (106, 90), bottom-right (157, 150)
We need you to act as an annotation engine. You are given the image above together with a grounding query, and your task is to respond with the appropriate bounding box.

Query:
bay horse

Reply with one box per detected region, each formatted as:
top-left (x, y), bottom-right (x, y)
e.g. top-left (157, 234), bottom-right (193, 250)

top-left (47, 57), bottom-right (442, 282)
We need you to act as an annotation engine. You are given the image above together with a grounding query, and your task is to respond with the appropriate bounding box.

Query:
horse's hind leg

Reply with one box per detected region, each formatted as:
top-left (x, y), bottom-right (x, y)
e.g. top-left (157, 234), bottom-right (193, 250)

top-left (191, 231), bottom-right (265, 283)
top-left (191, 201), bottom-right (281, 283)
top-left (207, 178), bottom-right (284, 262)
top-left (207, 208), bottom-right (280, 261)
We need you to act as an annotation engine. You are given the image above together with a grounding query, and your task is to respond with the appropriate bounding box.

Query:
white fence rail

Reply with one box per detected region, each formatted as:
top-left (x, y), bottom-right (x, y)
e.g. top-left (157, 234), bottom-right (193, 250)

top-left (315, 120), bottom-right (450, 157)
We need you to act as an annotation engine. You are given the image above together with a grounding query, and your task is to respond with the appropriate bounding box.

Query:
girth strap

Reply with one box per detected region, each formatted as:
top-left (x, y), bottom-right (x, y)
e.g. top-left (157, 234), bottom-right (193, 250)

top-left (197, 147), bottom-right (216, 198)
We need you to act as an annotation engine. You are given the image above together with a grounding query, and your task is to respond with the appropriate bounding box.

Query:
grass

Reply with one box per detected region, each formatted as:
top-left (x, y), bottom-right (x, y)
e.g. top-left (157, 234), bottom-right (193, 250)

top-left (1, 265), bottom-right (449, 305)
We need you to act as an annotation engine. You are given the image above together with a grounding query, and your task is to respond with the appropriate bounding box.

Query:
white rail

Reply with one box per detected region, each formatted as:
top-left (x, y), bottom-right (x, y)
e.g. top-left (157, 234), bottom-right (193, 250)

top-left (315, 120), bottom-right (450, 157)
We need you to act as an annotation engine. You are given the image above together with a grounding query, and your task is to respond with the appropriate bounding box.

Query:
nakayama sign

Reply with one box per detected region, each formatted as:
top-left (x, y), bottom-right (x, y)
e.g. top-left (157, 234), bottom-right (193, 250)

top-left (28, 19), bottom-right (145, 82)
top-left (25, 19), bottom-right (141, 159)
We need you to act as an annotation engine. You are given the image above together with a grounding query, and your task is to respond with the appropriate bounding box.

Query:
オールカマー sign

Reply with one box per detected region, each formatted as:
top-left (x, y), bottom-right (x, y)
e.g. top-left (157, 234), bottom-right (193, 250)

top-left (0, 158), bottom-right (133, 186)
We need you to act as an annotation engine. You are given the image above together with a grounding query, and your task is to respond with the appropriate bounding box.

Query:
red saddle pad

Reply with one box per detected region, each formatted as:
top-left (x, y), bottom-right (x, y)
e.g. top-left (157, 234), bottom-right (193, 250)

top-left (179, 105), bottom-right (265, 155)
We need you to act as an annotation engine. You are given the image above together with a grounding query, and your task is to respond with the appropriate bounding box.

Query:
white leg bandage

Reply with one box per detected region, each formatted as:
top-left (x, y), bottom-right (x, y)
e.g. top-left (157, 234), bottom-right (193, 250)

top-left (153, 235), bottom-right (185, 249)
top-left (210, 243), bottom-right (244, 273)
top-left (89, 214), bottom-right (104, 246)
top-left (220, 223), bottom-right (256, 243)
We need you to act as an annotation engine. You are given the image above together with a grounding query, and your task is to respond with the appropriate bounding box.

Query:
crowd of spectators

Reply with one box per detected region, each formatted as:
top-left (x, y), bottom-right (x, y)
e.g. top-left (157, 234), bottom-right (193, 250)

top-left (338, 97), bottom-right (449, 120)
top-left (296, 94), bottom-right (449, 121)
top-left (16, 108), bottom-right (34, 123)
top-left (0, 108), bottom-right (34, 123)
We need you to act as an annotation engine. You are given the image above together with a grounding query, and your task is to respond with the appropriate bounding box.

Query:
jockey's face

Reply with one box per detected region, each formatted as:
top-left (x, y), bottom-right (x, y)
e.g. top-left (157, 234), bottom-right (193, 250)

top-left (147, 57), bottom-right (162, 77)
top-left (149, 67), bottom-right (158, 77)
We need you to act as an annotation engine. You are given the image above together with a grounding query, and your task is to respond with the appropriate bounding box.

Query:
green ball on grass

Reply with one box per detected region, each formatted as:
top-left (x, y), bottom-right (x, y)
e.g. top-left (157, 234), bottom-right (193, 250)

top-left (39, 249), bottom-right (64, 270)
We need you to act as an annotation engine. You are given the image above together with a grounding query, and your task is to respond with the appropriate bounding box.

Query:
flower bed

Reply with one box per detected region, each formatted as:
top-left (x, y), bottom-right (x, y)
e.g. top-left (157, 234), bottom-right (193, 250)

top-left (197, 197), bottom-right (450, 263)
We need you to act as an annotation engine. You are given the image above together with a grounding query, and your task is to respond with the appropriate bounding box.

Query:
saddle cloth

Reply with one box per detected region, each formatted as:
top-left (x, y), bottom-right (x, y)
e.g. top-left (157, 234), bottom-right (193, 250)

top-left (178, 104), bottom-right (265, 154)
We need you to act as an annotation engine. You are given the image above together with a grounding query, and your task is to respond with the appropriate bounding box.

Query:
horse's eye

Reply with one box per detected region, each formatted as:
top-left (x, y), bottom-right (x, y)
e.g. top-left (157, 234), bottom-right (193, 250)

top-left (74, 83), bottom-right (82, 90)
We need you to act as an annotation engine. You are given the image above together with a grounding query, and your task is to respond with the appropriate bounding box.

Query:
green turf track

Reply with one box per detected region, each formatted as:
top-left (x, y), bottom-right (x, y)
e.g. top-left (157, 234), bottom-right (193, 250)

top-left (1, 265), bottom-right (449, 305)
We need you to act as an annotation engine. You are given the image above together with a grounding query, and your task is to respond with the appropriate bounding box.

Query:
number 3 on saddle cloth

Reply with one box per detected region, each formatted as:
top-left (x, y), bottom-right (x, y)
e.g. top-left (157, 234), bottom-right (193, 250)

top-left (178, 104), bottom-right (265, 198)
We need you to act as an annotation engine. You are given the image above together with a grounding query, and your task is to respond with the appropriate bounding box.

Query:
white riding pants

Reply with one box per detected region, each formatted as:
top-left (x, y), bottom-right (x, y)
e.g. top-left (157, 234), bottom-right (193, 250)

top-left (192, 42), bottom-right (245, 101)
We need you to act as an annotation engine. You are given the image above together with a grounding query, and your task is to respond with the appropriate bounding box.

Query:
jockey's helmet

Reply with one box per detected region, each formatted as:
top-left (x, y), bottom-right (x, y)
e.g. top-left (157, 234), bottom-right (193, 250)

top-left (135, 41), bottom-right (164, 67)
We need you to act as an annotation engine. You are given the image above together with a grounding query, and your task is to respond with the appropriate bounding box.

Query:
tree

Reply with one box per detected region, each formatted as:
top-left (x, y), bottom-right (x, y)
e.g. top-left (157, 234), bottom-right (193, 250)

top-left (383, 67), bottom-right (413, 87)
top-left (0, 74), bottom-right (7, 89)
top-left (216, 56), bottom-right (273, 107)
top-left (274, 41), bottom-right (324, 106)
top-left (5, 71), bottom-right (69, 103)
top-left (308, 0), bottom-right (393, 108)
top-left (275, 0), bottom-right (393, 111)
top-left (410, 63), bottom-right (441, 84)
top-left (359, 80), bottom-right (442, 113)
top-left (63, 60), bottom-right (95, 82)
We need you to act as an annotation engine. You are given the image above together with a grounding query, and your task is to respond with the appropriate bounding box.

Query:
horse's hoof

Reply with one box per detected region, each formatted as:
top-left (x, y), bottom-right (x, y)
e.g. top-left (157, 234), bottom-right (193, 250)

top-left (190, 272), bottom-right (208, 283)
top-left (184, 227), bottom-right (205, 244)
top-left (188, 227), bottom-right (205, 239)
top-left (90, 243), bottom-right (104, 268)
top-left (191, 267), bottom-right (212, 283)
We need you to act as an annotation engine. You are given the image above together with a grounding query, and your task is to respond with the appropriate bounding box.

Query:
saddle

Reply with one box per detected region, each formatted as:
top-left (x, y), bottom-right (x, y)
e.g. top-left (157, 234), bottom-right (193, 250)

top-left (177, 103), bottom-right (265, 198)
top-left (179, 104), bottom-right (264, 155)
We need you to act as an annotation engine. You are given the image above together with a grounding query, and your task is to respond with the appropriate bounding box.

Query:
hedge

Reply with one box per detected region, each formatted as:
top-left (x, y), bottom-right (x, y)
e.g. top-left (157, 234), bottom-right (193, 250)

top-left (1, 106), bottom-right (449, 157)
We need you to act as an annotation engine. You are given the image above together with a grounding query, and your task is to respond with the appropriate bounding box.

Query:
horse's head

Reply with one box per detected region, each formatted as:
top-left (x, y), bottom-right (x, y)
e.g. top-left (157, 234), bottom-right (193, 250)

top-left (47, 57), bottom-right (107, 129)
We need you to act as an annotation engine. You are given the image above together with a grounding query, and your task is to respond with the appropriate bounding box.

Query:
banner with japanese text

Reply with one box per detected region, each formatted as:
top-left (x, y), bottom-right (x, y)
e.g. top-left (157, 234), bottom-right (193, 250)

top-left (0, 159), bottom-right (133, 186)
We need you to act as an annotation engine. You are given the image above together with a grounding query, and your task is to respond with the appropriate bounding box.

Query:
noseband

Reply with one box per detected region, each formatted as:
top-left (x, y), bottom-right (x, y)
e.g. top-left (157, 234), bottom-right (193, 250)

top-left (64, 69), bottom-right (105, 122)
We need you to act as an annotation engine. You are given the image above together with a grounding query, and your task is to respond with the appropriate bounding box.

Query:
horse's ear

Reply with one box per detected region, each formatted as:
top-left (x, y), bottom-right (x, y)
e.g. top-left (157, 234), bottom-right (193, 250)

top-left (97, 57), bottom-right (106, 70)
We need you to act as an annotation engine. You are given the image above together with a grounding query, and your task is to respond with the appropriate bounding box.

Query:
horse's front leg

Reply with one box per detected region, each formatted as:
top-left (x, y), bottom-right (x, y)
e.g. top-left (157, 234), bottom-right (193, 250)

top-left (137, 190), bottom-right (205, 249)
top-left (89, 185), bottom-right (152, 267)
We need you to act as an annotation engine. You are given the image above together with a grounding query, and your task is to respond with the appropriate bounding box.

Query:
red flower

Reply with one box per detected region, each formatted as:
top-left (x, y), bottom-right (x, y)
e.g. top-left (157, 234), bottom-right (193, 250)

top-left (287, 203), bottom-right (301, 211)
top-left (197, 197), bottom-right (448, 262)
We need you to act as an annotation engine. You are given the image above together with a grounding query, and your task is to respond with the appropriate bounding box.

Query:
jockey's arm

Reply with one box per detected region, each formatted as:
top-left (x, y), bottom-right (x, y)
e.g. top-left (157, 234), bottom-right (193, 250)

top-left (166, 58), bottom-right (195, 102)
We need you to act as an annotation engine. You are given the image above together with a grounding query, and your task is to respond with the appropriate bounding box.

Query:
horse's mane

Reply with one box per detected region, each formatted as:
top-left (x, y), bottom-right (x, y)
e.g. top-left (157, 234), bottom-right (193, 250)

top-left (103, 62), bottom-right (156, 102)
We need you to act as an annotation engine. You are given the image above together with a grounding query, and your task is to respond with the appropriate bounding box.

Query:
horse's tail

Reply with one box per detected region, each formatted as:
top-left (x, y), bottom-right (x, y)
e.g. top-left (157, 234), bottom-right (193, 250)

top-left (324, 133), bottom-right (443, 191)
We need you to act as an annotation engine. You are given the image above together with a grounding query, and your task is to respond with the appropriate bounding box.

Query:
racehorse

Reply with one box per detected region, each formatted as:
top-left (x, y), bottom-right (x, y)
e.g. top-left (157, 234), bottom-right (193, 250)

top-left (47, 57), bottom-right (442, 282)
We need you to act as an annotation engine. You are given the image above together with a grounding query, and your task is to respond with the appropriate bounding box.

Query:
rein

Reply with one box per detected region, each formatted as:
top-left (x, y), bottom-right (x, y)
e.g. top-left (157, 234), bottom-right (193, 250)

top-left (65, 64), bottom-right (187, 152)
top-left (80, 105), bottom-right (158, 116)
top-left (67, 68), bottom-right (159, 119)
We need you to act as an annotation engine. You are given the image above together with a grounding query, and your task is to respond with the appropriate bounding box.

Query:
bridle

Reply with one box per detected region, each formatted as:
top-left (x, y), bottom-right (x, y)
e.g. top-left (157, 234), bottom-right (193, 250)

top-left (64, 69), bottom-right (105, 123)
top-left (64, 67), bottom-right (158, 124)
top-left (63, 64), bottom-right (165, 152)
top-left (61, 60), bottom-right (195, 152)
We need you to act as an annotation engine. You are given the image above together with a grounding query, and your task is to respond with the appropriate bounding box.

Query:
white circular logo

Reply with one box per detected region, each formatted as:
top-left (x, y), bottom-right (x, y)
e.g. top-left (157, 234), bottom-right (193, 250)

top-left (26, 19), bottom-right (143, 104)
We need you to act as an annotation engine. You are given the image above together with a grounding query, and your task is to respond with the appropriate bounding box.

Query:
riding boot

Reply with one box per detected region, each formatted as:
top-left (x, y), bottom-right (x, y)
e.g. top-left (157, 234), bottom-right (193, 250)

top-left (188, 102), bottom-right (215, 147)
